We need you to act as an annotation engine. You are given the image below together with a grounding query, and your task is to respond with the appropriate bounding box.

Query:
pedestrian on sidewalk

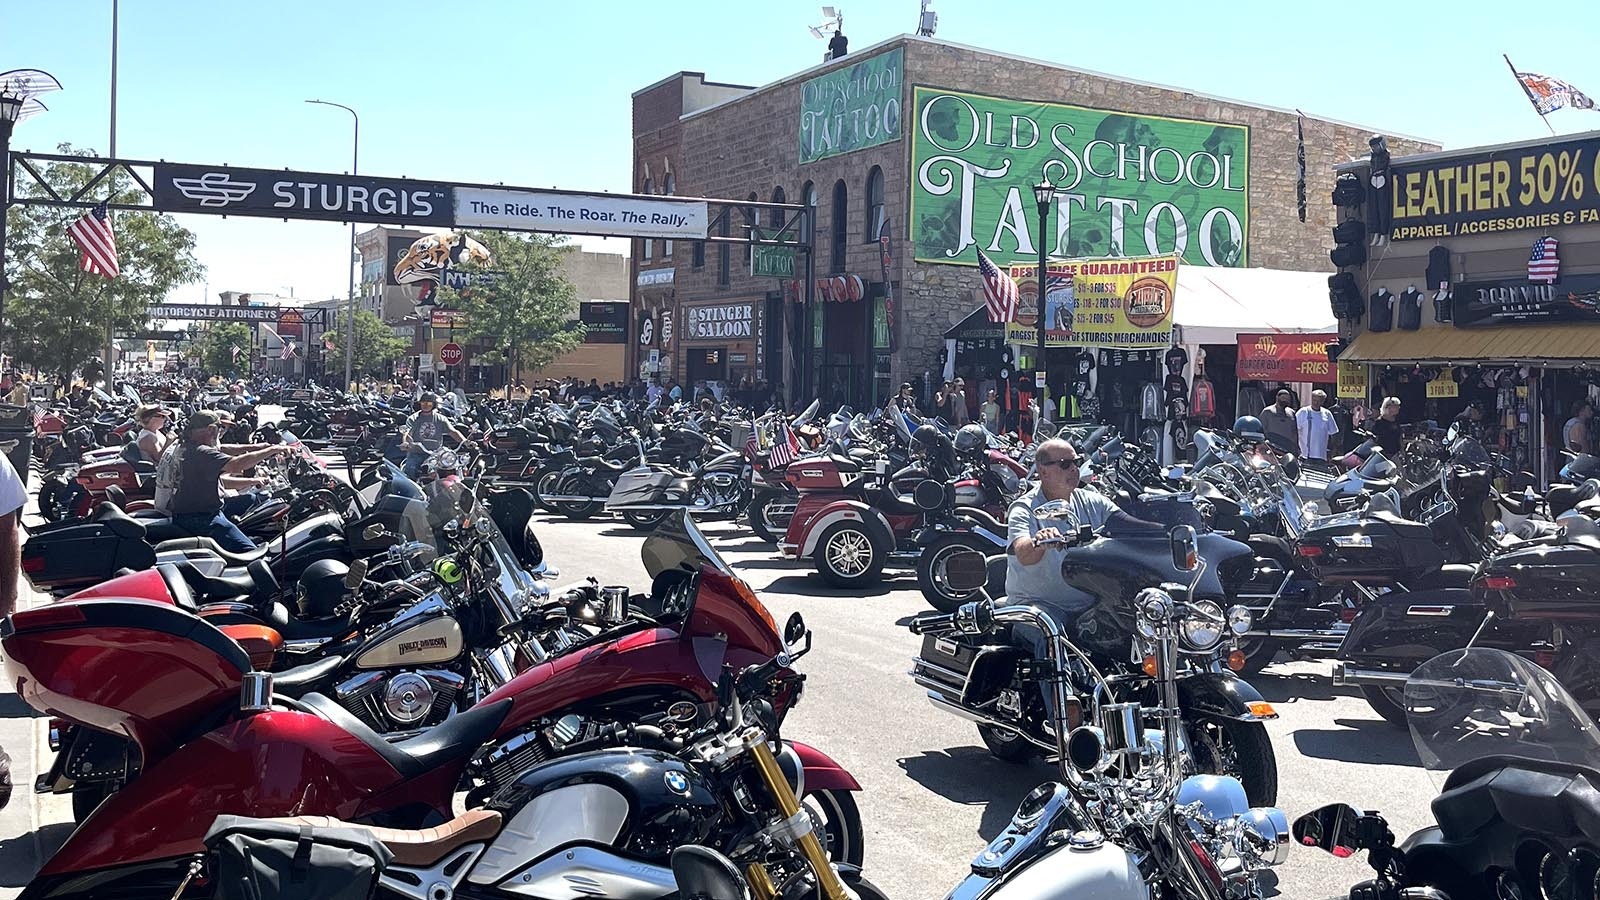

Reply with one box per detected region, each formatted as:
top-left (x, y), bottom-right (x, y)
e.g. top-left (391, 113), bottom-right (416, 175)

top-left (0, 453), bottom-right (28, 616)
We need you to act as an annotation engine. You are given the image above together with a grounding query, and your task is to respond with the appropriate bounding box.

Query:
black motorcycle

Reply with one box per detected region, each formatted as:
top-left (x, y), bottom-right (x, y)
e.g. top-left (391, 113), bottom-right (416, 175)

top-left (909, 494), bottom-right (1280, 806)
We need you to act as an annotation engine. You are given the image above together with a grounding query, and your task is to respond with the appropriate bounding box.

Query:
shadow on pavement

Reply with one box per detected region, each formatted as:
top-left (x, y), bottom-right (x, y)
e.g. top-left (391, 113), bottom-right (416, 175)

top-left (1292, 718), bottom-right (1419, 767)
top-left (0, 695), bottom-right (39, 720)
top-left (1249, 671), bottom-right (1359, 704)
top-left (898, 747), bottom-right (1052, 840)
top-left (762, 575), bottom-right (896, 598)
top-left (0, 821), bottom-right (72, 887)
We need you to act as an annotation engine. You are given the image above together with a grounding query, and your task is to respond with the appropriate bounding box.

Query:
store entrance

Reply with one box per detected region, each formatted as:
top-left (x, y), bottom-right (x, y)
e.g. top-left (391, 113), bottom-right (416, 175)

top-left (686, 347), bottom-right (727, 386)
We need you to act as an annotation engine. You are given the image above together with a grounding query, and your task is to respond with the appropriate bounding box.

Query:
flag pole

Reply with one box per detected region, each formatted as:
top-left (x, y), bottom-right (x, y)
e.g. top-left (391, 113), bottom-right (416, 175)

top-left (1505, 53), bottom-right (1559, 135)
top-left (101, 0), bottom-right (120, 385)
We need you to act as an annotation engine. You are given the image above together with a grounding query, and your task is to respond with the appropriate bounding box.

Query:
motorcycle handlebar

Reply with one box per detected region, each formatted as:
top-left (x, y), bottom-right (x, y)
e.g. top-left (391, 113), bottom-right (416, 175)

top-left (908, 611), bottom-right (956, 635)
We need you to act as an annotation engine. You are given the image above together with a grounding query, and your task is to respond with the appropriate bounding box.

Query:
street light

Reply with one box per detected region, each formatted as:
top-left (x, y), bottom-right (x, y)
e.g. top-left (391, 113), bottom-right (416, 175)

top-left (305, 99), bottom-right (359, 391)
top-left (1031, 180), bottom-right (1056, 430)
top-left (0, 68), bottom-right (62, 353)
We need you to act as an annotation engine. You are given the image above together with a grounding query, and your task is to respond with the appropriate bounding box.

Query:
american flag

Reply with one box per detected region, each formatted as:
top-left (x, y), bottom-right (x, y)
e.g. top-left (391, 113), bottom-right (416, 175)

top-left (768, 420), bottom-right (801, 469)
top-left (67, 202), bottom-right (120, 279)
top-left (1528, 236), bottom-right (1561, 283)
top-left (280, 340), bottom-right (297, 360)
top-left (976, 248), bottom-right (1019, 323)
top-left (744, 421), bottom-right (760, 461)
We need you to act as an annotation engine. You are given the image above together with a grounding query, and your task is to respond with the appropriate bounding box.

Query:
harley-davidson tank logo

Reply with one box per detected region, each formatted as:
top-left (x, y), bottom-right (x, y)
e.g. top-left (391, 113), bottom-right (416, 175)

top-left (398, 637), bottom-right (449, 655)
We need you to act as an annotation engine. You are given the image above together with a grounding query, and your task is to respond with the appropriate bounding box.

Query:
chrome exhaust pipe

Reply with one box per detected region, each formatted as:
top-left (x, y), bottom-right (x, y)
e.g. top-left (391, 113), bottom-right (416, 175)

top-left (923, 692), bottom-right (1058, 753)
top-left (1330, 661), bottom-right (1410, 687)
top-left (539, 493), bottom-right (612, 503)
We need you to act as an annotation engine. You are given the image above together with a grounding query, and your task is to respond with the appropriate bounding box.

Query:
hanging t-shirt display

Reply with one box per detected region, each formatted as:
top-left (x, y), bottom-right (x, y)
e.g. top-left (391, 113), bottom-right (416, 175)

top-left (1397, 288), bottom-right (1423, 331)
top-left (1368, 289), bottom-right (1394, 332)
top-left (1191, 377), bottom-right (1216, 420)
top-left (1426, 245), bottom-right (1452, 323)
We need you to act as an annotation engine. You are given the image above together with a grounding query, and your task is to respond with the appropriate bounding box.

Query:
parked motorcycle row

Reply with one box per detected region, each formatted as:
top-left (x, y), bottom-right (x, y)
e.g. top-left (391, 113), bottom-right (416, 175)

top-left (7, 380), bottom-right (1600, 900)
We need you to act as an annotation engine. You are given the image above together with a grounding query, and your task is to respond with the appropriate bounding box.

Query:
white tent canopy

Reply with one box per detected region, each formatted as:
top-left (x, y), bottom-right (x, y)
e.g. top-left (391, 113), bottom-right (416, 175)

top-left (1172, 266), bottom-right (1335, 345)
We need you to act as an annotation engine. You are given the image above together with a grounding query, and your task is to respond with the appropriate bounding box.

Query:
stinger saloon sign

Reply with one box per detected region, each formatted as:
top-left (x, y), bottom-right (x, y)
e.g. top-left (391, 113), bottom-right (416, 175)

top-left (152, 163), bottom-right (454, 227)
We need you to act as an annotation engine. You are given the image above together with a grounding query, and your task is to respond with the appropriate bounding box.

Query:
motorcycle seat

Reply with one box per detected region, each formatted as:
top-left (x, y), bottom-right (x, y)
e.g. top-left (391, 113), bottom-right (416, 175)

top-left (260, 810), bottom-right (503, 868)
top-left (155, 563), bottom-right (199, 613)
top-left (1416, 564), bottom-right (1476, 590)
top-left (271, 655), bottom-right (344, 697)
top-left (154, 536), bottom-right (269, 567)
top-left (91, 502), bottom-right (146, 539)
top-left (587, 457), bottom-right (630, 473)
top-left (828, 454), bottom-right (862, 473)
top-left (298, 692), bottom-right (513, 779)
top-left (175, 558), bottom-right (277, 602)
top-left (956, 507), bottom-right (1006, 535)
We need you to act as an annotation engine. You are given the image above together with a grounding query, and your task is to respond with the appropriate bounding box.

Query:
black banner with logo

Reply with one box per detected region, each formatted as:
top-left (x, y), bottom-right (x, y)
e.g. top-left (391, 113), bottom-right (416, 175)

top-left (1389, 134), bottom-right (1600, 241)
top-left (1452, 273), bottom-right (1600, 326)
top-left (580, 302), bottom-right (629, 343)
top-left (385, 234), bottom-right (415, 285)
top-left (152, 163), bottom-right (453, 226)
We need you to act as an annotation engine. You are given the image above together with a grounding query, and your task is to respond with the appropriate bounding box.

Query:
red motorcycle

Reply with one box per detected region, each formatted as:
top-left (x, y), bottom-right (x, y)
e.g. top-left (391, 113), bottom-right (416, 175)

top-left (4, 513), bottom-right (864, 900)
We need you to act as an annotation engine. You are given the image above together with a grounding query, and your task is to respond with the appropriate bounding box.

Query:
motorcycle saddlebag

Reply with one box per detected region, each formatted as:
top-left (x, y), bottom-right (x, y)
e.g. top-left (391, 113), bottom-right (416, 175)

top-left (205, 815), bottom-right (393, 900)
top-left (21, 522), bottom-right (156, 590)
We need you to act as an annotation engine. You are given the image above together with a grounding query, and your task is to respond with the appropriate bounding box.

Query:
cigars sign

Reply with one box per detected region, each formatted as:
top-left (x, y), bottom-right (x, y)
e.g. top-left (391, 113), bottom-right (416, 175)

top-left (683, 303), bottom-right (754, 340)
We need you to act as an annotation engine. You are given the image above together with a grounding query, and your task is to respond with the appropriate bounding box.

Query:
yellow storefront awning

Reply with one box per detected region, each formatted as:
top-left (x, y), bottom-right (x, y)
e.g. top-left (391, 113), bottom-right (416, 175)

top-left (1341, 323), bottom-right (1600, 365)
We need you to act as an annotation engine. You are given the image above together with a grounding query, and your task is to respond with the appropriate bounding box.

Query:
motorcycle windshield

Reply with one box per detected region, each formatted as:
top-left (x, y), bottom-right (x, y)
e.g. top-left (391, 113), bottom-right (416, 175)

top-left (641, 511), bottom-right (734, 580)
top-left (1450, 438), bottom-right (1492, 467)
top-left (1407, 648), bottom-right (1600, 783)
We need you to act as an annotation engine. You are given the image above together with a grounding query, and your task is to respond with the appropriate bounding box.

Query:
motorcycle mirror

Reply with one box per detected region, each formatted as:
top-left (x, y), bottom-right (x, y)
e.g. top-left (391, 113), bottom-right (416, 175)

top-left (783, 611), bottom-right (808, 647)
top-left (344, 559), bottom-right (368, 590)
top-left (363, 523), bottom-right (386, 541)
top-left (716, 671), bottom-right (736, 709)
top-left (1291, 803), bottom-right (1369, 858)
top-left (1076, 524), bottom-right (1094, 545)
top-left (1170, 525), bottom-right (1199, 571)
top-left (941, 550), bottom-right (989, 593)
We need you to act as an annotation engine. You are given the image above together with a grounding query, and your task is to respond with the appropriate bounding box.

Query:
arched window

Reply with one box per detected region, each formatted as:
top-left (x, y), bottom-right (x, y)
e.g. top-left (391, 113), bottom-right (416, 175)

top-left (801, 181), bottom-right (816, 246)
top-left (663, 173), bottom-right (676, 258)
top-left (830, 180), bottom-right (848, 274)
top-left (769, 187), bottom-right (787, 231)
top-left (641, 175), bottom-right (655, 261)
top-left (864, 166), bottom-right (885, 242)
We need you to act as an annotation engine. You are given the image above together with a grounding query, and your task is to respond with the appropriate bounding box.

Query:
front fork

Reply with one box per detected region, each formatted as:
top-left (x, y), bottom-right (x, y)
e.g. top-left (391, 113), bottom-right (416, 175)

top-left (745, 735), bottom-right (851, 900)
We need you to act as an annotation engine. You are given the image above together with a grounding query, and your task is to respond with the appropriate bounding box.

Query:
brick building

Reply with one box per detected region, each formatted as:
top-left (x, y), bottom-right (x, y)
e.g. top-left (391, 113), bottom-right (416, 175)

top-left (631, 34), bottom-right (1434, 410)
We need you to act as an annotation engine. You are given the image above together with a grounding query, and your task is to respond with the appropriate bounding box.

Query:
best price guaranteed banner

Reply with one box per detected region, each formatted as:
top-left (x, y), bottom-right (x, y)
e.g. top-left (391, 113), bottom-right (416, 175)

top-left (1004, 255), bottom-right (1179, 348)
top-left (455, 187), bottom-right (709, 239)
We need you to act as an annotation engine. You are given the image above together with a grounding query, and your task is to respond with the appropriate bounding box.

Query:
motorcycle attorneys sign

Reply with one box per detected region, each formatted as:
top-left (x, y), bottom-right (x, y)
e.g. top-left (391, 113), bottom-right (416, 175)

top-left (910, 87), bottom-right (1249, 268)
top-left (147, 302), bottom-right (284, 323)
top-left (683, 303), bottom-right (754, 340)
top-left (455, 187), bottom-right (708, 240)
top-left (152, 163), bottom-right (453, 226)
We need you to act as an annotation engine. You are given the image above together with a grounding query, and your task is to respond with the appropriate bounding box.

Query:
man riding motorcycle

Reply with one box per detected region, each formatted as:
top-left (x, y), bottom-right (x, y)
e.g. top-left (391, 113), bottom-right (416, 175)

top-left (401, 391), bottom-right (471, 477)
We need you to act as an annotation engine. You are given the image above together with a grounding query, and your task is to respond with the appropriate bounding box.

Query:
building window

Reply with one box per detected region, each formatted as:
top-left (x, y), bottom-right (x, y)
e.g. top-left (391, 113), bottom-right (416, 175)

top-left (865, 166), bottom-right (885, 242)
top-left (830, 180), bottom-right (847, 274)
top-left (801, 181), bottom-right (816, 245)
top-left (769, 187), bottom-right (787, 231)
top-left (693, 240), bottom-right (705, 269)
top-left (717, 213), bottom-right (731, 287)
top-left (663, 173), bottom-right (675, 258)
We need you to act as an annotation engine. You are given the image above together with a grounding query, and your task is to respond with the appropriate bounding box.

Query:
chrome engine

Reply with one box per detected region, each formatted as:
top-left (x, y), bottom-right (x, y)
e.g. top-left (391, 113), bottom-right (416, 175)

top-left (693, 472), bottom-right (744, 510)
top-left (335, 669), bottom-right (465, 733)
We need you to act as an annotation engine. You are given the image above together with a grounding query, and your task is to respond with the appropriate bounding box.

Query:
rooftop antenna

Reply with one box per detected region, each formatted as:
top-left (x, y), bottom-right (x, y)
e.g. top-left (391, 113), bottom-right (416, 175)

top-left (917, 0), bottom-right (937, 36)
top-left (809, 7), bottom-right (844, 60)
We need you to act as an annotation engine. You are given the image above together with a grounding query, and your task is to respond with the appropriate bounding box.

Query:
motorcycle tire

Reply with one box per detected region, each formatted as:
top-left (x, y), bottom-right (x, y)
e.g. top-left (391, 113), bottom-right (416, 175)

top-left (551, 472), bottom-right (599, 520)
top-left (844, 873), bottom-right (888, 900)
top-left (621, 509), bottom-right (671, 531)
top-left (1233, 637), bottom-right (1281, 677)
top-left (747, 491), bottom-right (789, 544)
top-left (978, 723), bottom-right (1037, 763)
top-left (1185, 716), bottom-right (1278, 808)
top-left (805, 788), bottom-right (865, 868)
top-left (812, 521), bottom-right (884, 588)
top-left (531, 468), bottom-right (563, 512)
top-left (916, 534), bottom-right (995, 613)
top-left (1360, 684), bottom-right (1410, 727)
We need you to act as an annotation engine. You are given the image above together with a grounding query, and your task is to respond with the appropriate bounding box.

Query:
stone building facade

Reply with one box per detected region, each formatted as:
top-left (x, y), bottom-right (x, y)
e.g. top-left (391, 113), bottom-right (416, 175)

top-left (631, 34), bottom-right (1436, 409)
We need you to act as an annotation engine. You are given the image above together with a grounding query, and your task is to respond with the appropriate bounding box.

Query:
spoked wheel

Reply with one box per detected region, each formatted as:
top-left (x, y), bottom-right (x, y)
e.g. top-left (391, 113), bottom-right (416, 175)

top-left (812, 522), bottom-right (883, 588)
top-left (531, 468), bottom-right (563, 512)
top-left (1184, 716), bottom-right (1278, 807)
top-left (551, 472), bottom-right (599, 520)
top-left (803, 788), bottom-right (865, 868)
top-left (978, 723), bottom-right (1037, 763)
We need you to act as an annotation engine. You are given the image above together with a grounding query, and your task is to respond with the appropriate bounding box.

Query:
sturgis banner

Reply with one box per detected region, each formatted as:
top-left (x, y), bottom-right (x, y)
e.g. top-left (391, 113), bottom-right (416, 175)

top-left (1004, 255), bottom-right (1178, 348)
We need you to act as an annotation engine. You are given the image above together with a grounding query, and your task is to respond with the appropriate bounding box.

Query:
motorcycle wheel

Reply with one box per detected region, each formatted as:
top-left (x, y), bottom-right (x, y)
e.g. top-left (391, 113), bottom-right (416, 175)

top-left (551, 472), bottom-right (598, 520)
top-left (812, 522), bottom-right (883, 588)
top-left (747, 491), bottom-right (788, 544)
top-left (1184, 717), bottom-right (1278, 807)
top-left (978, 723), bottom-right (1037, 763)
top-left (805, 788), bottom-right (865, 868)
top-left (620, 509), bottom-right (670, 531)
top-left (916, 534), bottom-right (994, 613)
top-left (844, 873), bottom-right (888, 900)
top-left (531, 469), bottom-right (562, 512)
top-left (1233, 637), bottom-right (1281, 676)
top-left (1360, 684), bottom-right (1410, 727)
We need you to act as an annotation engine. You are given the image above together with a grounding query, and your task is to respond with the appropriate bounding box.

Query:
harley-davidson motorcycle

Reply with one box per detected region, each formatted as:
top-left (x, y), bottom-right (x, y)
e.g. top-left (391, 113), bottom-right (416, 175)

top-left (1299, 647), bottom-right (1600, 900)
top-left (605, 422), bottom-right (751, 530)
top-left (2, 512), bottom-right (864, 899)
top-left (910, 495), bottom-right (1280, 806)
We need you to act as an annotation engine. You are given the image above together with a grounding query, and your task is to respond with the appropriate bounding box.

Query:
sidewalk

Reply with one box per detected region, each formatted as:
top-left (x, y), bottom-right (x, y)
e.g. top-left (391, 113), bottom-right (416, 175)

top-left (0, 495), bottom-right (79, 897)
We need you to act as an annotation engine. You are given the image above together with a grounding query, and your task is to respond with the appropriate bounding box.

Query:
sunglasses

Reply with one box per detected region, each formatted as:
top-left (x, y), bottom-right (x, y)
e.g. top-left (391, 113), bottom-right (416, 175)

top-left (1037, 457), bottom-right (1080, 470)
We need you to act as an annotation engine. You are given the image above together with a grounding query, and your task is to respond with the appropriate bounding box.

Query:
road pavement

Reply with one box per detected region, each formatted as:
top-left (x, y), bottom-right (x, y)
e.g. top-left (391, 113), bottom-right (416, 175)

top-left (0, 479), bottom-right (1441, 899)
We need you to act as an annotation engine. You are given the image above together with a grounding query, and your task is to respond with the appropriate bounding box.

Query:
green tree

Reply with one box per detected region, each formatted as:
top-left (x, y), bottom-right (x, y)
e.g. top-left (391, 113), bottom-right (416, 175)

top-left (3, 144), bottom-right (204, 377)
top-left (436, 232), bottom-right (583, 376)
top-left (197, 323), bottom-right (251, 378)
top-left (324, 309), bottom-right (407, 377)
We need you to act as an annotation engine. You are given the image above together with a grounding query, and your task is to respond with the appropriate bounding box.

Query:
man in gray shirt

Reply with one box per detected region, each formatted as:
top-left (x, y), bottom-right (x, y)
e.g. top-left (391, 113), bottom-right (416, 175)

top-left (1260, 389), bottom-right (1298, 454)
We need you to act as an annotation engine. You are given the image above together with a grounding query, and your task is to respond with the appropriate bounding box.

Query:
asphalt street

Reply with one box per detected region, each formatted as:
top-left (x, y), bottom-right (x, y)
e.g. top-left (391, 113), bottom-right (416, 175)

top-left (0, 446), bottom-right (1441, 898)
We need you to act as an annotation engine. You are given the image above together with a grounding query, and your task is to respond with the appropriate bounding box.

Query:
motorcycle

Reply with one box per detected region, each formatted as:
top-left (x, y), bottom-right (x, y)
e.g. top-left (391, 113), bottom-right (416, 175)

top-left (2, 511), bottom-right (864, 899)
top-left (1300, 647), bottom-right (1600, 900)
top-left (907, 532), bottom-right (1289, 900)
top-left (604, 423), bottom-right (751, 530)
top-left (910, 495), bottom-right (1280, 806)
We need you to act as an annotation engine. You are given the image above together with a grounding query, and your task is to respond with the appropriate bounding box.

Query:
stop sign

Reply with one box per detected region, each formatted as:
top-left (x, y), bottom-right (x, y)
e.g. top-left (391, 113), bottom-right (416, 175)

top-left (438, 342), bottom-right (464, 367)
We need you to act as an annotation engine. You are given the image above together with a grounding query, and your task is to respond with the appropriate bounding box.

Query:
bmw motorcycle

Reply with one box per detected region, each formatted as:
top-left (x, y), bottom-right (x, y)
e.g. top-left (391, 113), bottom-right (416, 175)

top-left (910, 496), bottom-right (1281, 806)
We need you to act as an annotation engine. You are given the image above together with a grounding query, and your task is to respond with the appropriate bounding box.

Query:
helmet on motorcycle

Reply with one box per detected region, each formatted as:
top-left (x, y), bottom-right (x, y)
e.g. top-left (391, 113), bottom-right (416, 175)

top-left (1232, 415), bottom-right (1266, 443)
top-left (954, 423), bottom-right (988, 454)
top-left (296, 559), bottom-right (351, 620)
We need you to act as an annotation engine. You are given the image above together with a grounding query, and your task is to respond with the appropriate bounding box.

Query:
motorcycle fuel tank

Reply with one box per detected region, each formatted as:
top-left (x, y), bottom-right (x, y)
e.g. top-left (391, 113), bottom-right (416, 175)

top-left (355, 596), bottom-right (464, 668)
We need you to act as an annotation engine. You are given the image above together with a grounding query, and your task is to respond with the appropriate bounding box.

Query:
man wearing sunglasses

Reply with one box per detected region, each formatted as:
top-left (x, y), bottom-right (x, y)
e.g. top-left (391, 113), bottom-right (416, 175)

top-left (1007, 439), bottom-right (1119, 598)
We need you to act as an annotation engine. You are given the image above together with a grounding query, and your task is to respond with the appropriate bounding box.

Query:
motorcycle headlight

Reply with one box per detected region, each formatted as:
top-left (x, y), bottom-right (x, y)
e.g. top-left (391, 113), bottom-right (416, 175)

top-left (1180, 600), bottom-right (1225, 651)
top-left (434, 450), bottom-right (460, 470)
top-left (1225, 605), bottom-right (1253, 636)
top-left (1134, 588), bottom-right (1172, 639)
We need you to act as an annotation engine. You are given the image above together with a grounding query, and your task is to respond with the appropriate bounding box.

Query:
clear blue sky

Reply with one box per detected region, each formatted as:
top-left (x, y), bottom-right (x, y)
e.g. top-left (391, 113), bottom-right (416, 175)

top-left (4, 0), bottom-right (1597, 304)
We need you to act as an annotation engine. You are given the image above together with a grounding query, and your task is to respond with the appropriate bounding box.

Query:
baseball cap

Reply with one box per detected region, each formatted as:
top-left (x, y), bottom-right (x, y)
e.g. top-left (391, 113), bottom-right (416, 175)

top-left (185, 410), bottom-right (221, 435)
